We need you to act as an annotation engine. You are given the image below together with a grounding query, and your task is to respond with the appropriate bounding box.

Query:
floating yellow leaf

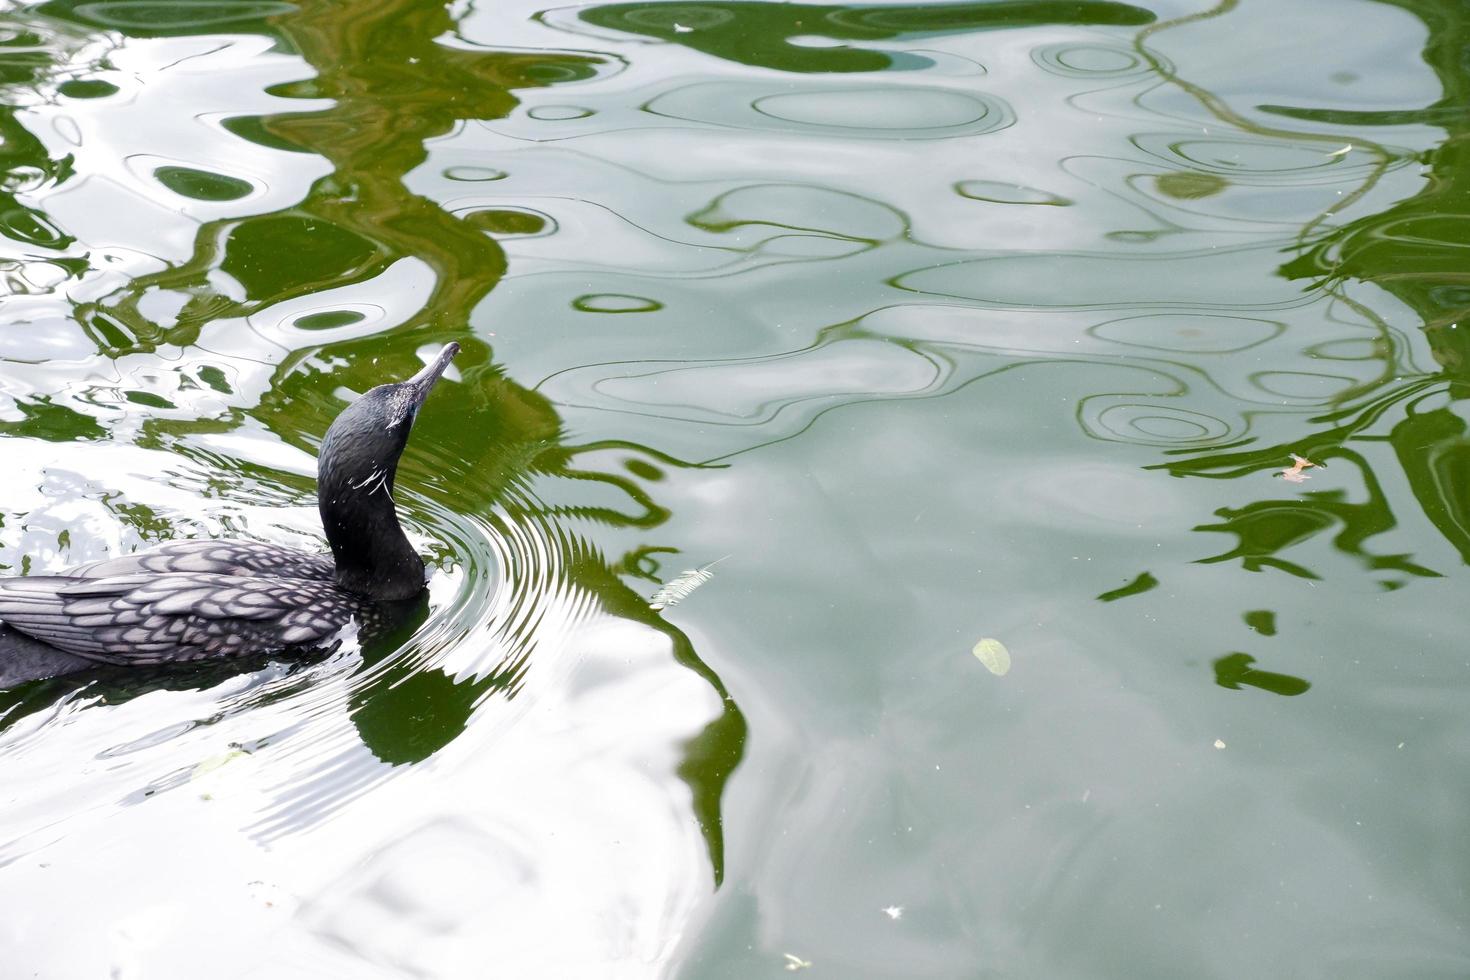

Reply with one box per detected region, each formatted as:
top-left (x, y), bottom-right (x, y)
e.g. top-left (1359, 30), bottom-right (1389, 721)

top-left (972, 637), bottom-right (1011, 676)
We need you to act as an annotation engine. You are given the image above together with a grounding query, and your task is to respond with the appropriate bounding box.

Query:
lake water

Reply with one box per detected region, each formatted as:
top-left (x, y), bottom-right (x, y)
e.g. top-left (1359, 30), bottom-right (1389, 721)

top-left (0, 0), bottom-right (1466, 976)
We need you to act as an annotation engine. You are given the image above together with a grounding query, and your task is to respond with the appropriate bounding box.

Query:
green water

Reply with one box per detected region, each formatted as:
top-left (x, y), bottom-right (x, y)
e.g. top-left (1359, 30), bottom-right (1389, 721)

top-left (0, 0), bottom-right (1466, 975)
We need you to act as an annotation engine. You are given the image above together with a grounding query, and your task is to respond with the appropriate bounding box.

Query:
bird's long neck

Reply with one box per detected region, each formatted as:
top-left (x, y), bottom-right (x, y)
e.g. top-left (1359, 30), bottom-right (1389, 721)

top-left (318, 435), bottom-right (425, 600)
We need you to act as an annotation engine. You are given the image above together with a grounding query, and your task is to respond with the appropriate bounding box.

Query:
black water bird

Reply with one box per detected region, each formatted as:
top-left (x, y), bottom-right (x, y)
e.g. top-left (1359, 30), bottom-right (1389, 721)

top-left (0, 343), bottom-right (459, 685)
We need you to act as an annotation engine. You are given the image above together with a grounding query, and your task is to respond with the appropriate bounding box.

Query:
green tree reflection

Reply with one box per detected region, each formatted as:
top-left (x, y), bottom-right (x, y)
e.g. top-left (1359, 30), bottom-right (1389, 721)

top-left (1148, 0), bottom-right (1470, 581)
top-left (37, 0), bottom-right (603, 346)
top-left (1276, 1), bottom-right (1470, 566)
top-left (0, 22), bottom-right (80, 264)
top-left (576, 0), bottom-right (1153, 73)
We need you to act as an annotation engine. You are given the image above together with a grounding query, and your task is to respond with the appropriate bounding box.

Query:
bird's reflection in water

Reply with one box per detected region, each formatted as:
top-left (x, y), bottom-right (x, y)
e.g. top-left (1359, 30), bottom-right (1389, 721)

top-left (348, 593), bottom-right (488, 768)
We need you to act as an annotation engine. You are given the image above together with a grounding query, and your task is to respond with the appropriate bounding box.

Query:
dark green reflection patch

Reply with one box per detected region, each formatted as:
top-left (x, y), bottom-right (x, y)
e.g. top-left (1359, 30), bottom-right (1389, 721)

top-left (264, 77), bottom-right (325, 99)
top-left (124, 389), bottom-right (175, 409)
top-left (1243, 609), bottom-right (1276, 636)
top-left (221, 215), bottom-right (383, 302)
top-left (197, 365), bottom-right (232, 393)
top-left (294, 309), bottom-right (365, 330)
top-left (58, 78), bottom-right (118, 98)
top-left (0, 29), bottom-right (47, 48)
top-left (1096, 571), bottom-right (1157, 602)
top-left (52, 1), bottom-right (295, 33)
top-left (0, 50), bottom-right (50, 86)
top-left (625, 458), bottom-right (663, 481)
top-left (464, 208), bottom-right (549, 236)
top-left (579, 0), bottom-right (1154, 73)
top-left (154, 165), bottom-right (253, 201)
top-left (220, 115), bottom-right (312, 154)
top-left (1213, 653), bottom-right (1310, 697)
top-left (0, 207), bottom-right (70, 250)
top-left (1155, 171), bottom-right (1228, 200)
top-left (524, 61), bottom-right (596, 84)
top-left (0, 397), bottom-right (106, 441)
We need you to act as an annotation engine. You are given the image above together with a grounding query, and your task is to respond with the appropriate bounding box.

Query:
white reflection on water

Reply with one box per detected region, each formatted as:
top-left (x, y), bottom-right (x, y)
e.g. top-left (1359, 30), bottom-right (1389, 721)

top-left (0, 437), bottom-right (725, 974)
top-left (2, 612), bottom-right (721, 977)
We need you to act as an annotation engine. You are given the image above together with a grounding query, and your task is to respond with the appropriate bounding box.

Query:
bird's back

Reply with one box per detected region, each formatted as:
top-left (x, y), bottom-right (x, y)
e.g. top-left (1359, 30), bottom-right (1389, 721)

top-left (65, 539), bottom-right (336, 581)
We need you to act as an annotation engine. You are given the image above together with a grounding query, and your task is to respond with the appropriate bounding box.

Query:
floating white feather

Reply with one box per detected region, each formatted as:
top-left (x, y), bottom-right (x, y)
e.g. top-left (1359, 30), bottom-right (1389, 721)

top-left (650, 556), bottom-right (727, 610)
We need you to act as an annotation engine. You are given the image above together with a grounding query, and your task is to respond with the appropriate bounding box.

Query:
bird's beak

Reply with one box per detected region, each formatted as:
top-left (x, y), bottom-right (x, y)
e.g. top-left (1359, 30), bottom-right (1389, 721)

top-left (405, 342), bottom-right (460, 405)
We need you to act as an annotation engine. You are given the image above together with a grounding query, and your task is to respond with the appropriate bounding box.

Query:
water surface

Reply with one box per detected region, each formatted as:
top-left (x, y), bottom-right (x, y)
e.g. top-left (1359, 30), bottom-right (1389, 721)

top-left (0, 0), bottom-right (1467, 976)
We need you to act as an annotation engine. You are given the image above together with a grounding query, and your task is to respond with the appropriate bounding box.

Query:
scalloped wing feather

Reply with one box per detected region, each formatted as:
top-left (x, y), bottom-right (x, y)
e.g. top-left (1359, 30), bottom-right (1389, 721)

top-left (64, 540), bottom-right (334, 582)
top-left (0, 572), bottom-right (355, 665)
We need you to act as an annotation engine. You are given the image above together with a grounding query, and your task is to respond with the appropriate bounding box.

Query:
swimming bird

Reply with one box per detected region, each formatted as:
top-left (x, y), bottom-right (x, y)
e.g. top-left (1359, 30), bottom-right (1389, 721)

top-left (0, 342), bottom-right (459, 684)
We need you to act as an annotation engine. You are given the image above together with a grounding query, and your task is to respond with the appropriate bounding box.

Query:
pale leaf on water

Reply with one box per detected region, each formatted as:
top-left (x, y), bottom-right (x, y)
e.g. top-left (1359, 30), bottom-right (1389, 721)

top-left (190, 748), bottom-right (247, 781)
top-left (650, 556), bottom-right (727, 610)
top-left (972, 637), bottom-right (1011, 676)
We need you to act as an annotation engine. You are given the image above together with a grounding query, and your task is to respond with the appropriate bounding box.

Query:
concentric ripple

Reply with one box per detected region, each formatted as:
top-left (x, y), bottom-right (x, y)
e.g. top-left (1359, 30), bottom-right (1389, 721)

top-left (645, 79), bottom-right (1015, 140)
top-left (1031, 41), bottom-right (1153, 79)
top-left (1079, 397), bottom-right (1238, 447)
top-left (0, 467), bottom-right (602, 856)
top-left (251, 477), bottom-right (604, 835)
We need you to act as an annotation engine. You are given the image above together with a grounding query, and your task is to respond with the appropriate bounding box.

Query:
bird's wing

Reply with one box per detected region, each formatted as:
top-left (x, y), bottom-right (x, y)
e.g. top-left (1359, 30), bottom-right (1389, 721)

top-left (64, 539), bottom-right (335, 581)
top-left (0, 572), bottom-right (355, 665)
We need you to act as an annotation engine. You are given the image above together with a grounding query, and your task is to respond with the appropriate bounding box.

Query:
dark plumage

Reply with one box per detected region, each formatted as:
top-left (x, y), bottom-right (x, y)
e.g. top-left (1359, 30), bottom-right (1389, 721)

top-left (0, 343), bottom-right (459, 677)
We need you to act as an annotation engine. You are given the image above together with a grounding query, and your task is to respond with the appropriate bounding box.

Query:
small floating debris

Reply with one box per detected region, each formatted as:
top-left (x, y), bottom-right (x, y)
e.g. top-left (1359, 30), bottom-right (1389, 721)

top-left (673, 21), bottom-right (693, 32)
top-left (650, 556), bottom-right (727, 610)
top-left (1213, 739), bottom-right (1227, 750)
top-left (784, 953), bottom-right (813, 971)
top-left (247, 880), bottom-right (293, 912)
top-left (971, 637), bottom-right (1011, 676)
top-left (1326, 144), bottom-right (1352, 158)
top-left (1278, 454), bottom-right (1318, 483)
top-left (882, 905), bottom-right (904, 920)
